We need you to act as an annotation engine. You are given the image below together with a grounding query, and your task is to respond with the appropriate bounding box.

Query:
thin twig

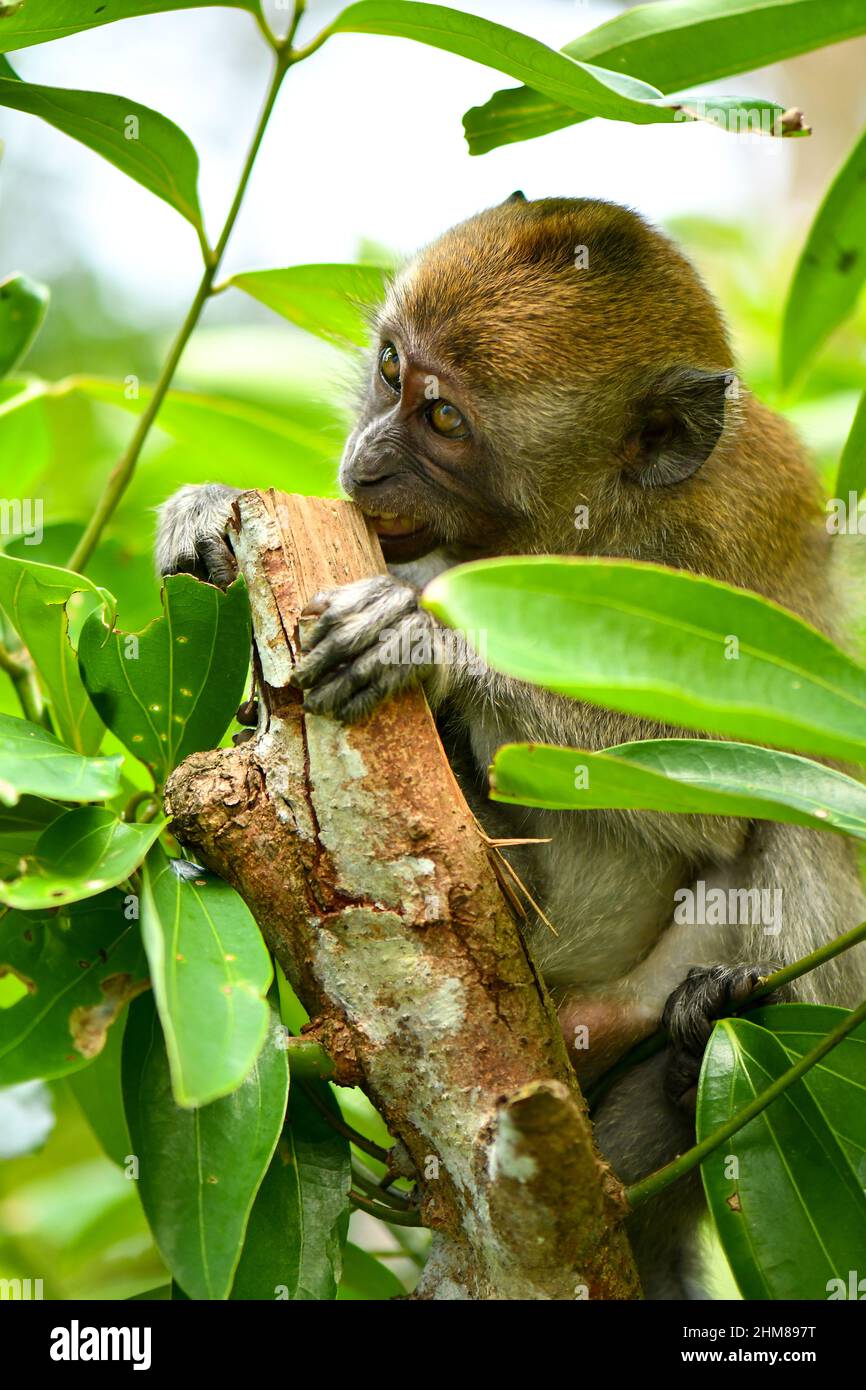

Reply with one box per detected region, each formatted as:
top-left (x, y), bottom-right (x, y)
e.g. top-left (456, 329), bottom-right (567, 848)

top-left (626, 994), bottom-right (866, 1209)
top-left (299, 1079), bottom-right (391, 1165)
top-left (349, 1189), bottom-right (423, 1227)
top-left (66, 22), bottom-right (300, 574)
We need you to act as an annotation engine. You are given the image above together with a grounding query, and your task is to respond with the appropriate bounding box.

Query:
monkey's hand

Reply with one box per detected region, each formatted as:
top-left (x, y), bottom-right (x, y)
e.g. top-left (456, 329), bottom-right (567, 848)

top-left (155, 483), bottom-right (240, 587)
top-left (661, 963), bottom-right (781, 1111)
top-left (291, 575), bottom-right (439, 723)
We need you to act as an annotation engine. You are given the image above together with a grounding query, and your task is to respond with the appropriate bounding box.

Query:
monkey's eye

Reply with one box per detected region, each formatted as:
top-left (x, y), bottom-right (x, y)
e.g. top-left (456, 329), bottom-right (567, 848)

top-left (379, 342), bottom-right (401, 392)
top-left (427, 399), bottom-right (467, 438)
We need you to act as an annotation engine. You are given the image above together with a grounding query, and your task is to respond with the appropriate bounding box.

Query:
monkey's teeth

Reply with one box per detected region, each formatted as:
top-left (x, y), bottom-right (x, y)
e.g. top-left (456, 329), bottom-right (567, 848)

top-left (370, 514), bottom-right (423, 537)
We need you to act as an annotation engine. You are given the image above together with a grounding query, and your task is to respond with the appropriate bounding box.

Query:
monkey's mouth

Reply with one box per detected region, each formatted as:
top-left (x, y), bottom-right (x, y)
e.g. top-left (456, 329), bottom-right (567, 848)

top-left (365, 512), bottom-right (437, 562)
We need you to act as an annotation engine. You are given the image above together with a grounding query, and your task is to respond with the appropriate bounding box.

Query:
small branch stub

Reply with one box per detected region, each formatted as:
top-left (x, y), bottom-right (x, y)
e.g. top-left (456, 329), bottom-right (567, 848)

top-left (165, 489), bottom-right (640, 1300)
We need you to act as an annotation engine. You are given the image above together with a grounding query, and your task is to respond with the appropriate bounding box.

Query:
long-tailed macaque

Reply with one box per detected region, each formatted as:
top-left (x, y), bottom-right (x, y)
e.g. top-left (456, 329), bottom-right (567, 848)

top-left (156, 196), bottom-right (866, 1299)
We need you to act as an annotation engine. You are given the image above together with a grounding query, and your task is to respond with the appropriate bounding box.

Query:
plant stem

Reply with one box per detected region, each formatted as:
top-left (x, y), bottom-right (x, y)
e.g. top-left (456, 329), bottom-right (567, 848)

top-left (626, 993), bottom-right (866, 1210)
top-left (586, 918), bottom-right (866, 1111)
top-left (349, 1189), bottom-right (422, 1227)
top-left (66, 43), bottom-right (294, 575)
top-left (283, 1036), bottom-right (336, 1081)
top-left (0, 640), bottom-right (48, 727)
top-left (299, 1079), bottom-right (391, 1165)
top-left (351, 1158), bottom-right (414, 1210)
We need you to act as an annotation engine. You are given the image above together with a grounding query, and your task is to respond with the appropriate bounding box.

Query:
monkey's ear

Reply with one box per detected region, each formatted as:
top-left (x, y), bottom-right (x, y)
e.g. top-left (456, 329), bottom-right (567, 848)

top-left (504, 189), bottom-right (526, 204)
top-left (623, 367), bottom-right (732, 488)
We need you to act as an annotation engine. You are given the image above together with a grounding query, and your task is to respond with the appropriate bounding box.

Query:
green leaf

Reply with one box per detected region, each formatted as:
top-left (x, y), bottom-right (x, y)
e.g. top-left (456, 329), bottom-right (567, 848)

top-left (0, 553), bottom-right (112, 753)
top-left (491, 738), bottom-right (866, 839)
top-left (0, 806), bottom-right (164, 910)
top-left (697, 1017), bottom-right (866, 1299)
top-left (0, 0), bottom-right (258, 51)
top-left (0, 380), bottom-right (51, 494)
top-left (338, 1243), bottom-right (404, 1300)
top-left (423, 557), bottom-right (866, 765)
top-left (328, 1), bottom-right (790, 135)
top-left (67, 1010), bottom-right (132, 1167)
top-left (78, 573), bottom-right (249, 781)
top-left (66, 377), bottom-right (341, 496)
top-left (749, 1003), bottom-right (866, 1185)
top-left (0, 713), bottom-right (121, 804)
top-left (0, 272), bottom-right (48, 375)
top-left (0, 60), bottom-right (203, 232)
top-left (781, 125), bottom-right (866, 388)
top-left (835, 387), bottom-right (866, 498)
top-left (464, 0), bottom-right (866, 154)
top-left (227, 264), bottom-right (390, 348)
top-left (0, 889), bottom-right (147, 1084)
top-left (122, 992), bottom-right (289, 1301)
top-left (140, 846), bottom-right (273, 1109)
top-left (0, 794), bottom-right (61, 875)
top-left (231, 1083), bottom-right (351, 1300)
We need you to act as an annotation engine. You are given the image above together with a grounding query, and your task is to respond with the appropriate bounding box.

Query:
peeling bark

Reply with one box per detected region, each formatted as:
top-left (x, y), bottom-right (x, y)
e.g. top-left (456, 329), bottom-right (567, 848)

top-left (165, 489), bottom-right (640, 1301)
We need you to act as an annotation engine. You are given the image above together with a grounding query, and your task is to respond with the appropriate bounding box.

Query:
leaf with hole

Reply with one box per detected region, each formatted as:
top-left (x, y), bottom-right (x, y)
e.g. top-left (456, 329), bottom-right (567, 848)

top-left (0, 889), bottom-right (147, 1085)
top-left (66, 1010), bottom-right (132, 1167)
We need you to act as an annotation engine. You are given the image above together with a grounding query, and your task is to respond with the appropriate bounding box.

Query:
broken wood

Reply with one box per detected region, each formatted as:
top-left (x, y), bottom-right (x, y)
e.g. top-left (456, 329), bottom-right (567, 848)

top-left (164, 488), bottom-right (640, 1300)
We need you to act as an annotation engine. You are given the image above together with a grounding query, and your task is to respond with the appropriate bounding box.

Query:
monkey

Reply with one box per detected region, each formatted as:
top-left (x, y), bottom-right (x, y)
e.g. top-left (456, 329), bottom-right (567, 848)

top-left (156, 195), bottom-right (866, 1300)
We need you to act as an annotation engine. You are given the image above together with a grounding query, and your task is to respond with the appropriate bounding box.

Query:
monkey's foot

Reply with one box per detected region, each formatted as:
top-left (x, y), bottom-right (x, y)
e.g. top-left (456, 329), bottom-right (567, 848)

top-left (661, 963), bottom-right (780, 1110)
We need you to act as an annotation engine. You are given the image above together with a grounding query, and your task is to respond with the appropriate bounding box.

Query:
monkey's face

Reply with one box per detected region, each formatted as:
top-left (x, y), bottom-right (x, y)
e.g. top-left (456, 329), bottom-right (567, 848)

top-left (341, 196), bottom-right (737, 563)
top-left (339, 334), bottom-right (509, 564)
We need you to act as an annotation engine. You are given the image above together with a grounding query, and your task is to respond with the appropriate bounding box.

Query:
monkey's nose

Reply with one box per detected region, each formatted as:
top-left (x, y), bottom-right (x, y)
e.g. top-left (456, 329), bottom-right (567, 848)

top-left (347, 453), bottom-right (399, 487)
top-left (353, 471), bottom-right (398, 488)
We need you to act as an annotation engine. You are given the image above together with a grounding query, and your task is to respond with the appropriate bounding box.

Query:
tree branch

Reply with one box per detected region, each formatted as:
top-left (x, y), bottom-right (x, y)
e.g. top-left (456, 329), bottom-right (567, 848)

top-left (165, 489), bottom-right (640, 1301)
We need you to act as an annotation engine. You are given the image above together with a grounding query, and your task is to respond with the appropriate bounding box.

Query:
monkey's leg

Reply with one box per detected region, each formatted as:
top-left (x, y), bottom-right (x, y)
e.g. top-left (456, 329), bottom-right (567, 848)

top-left (592, 1052), bottom-right (711, 1300)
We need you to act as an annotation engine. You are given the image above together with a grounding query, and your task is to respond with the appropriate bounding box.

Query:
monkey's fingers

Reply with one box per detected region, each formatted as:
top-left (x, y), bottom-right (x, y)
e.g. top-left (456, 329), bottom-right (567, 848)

top-left (293, 579), bottom-right (424, 689)
top-left (298, 576), bottom-right (416, 649)
top-left (155, 482), bottom-right (239, 588)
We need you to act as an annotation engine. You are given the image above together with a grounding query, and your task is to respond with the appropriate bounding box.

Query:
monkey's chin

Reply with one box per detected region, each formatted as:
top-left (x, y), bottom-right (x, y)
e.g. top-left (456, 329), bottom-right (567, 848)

top-left (368, 516), bottom-right (438, 563)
